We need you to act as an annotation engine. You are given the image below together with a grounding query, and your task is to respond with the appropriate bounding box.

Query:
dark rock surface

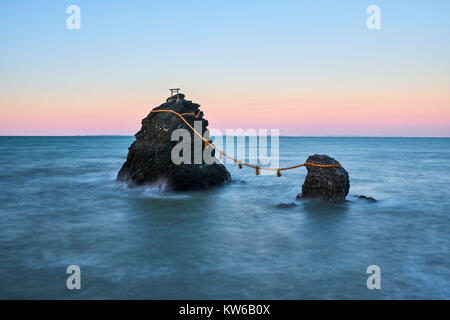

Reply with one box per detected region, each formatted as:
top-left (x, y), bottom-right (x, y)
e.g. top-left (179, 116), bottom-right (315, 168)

top-left (297, 154), bottom-right (350, 203)
top-left (117, 93), bottom-right (231, 191)
top-left (166, 93), bottom-right (185, 102)
top-left (356, 195), bottom-right (377, 202)
top-left (276, 202), bottom-right (297, 209)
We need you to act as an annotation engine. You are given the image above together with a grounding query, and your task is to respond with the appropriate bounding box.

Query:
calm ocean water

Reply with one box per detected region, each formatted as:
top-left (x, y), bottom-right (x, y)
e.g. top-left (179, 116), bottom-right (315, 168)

top-left (0, 136), bottom-right (448, 299)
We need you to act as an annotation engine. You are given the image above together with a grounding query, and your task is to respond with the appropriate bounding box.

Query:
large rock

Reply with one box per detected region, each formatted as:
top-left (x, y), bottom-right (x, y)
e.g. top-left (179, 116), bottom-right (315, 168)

top-left (297, 154), bottom-right (349, 203)
top-left (117, 94), bottom-right (231, 191)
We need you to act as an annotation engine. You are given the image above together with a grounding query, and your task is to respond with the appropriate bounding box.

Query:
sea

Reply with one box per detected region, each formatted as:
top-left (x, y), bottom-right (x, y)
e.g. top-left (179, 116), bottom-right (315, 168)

top-left (0, 136), bottom-right (448, 299)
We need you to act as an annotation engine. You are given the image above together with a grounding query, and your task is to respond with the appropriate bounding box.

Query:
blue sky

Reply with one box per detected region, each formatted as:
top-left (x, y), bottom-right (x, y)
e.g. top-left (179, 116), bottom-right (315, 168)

top-left (1, 0), bottom-right (449, 136)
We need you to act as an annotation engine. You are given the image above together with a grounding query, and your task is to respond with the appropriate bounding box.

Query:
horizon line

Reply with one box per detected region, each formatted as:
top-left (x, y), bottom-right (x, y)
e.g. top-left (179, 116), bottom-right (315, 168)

top-left (1, 135), bottom-right (450, 139)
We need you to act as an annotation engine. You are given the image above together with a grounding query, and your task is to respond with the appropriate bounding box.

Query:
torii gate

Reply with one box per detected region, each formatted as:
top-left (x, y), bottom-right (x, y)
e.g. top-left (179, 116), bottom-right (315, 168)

top-left (169, 88), bottom-right (180, 100)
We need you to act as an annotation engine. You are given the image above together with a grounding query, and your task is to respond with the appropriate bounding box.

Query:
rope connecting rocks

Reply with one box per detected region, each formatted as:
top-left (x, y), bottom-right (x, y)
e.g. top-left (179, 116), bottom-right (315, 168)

top-left (150, 109), bottom-right (342, 176)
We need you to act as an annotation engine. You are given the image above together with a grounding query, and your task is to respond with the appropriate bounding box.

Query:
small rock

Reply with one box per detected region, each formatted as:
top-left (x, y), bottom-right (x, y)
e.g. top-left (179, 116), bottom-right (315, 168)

top-left (356, 195), bottom-right (377, 202)
top-left (297, 154), bottom-right (350, 203)
top-left (276, 202), bottom-right (296, 209)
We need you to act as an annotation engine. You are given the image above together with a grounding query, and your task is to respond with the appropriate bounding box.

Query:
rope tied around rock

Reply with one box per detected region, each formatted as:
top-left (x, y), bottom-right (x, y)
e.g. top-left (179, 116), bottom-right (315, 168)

top-left (150, 109), bottom-right (342, 176)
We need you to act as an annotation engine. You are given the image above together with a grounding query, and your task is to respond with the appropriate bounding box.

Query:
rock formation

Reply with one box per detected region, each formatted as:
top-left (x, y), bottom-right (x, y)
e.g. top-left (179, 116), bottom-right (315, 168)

top-left (117, 93), bottom-right (231, 191)
top-left (276, 202), bottom-right (297, 209)
top-left (356, 195), bottom-right (377, 202)
top-left (297, 154), bottom-right (350, 203)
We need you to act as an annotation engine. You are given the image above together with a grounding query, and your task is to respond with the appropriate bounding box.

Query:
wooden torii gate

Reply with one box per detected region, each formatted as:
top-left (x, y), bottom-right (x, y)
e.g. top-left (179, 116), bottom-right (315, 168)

top-left (169, 88), bottom-right (180, 100)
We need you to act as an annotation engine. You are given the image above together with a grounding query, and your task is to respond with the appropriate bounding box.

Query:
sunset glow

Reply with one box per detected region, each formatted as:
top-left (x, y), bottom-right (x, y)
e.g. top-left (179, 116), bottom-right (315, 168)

top-left (1, 0), bottom-right (449, 136)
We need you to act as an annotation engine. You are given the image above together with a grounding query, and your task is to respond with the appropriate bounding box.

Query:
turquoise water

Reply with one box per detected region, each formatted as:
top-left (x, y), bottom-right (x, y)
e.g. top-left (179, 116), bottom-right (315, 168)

top-left (0, 136), bottom-right (449, 299)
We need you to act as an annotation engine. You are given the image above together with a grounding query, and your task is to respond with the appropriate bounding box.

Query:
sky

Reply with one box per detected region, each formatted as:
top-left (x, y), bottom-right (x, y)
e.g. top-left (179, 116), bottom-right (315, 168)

top-left (1, 0), bottom-right (449, 136)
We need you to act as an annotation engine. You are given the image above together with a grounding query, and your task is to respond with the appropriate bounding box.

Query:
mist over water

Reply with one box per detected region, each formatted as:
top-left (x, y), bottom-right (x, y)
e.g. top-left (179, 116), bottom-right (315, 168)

top-left (0, 136), bottom-right (449, 299)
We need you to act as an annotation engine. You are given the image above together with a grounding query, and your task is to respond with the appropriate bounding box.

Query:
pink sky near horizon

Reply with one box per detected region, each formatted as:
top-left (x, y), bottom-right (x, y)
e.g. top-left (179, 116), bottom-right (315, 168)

top-left (1, 87), bottom-right (449, 136)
